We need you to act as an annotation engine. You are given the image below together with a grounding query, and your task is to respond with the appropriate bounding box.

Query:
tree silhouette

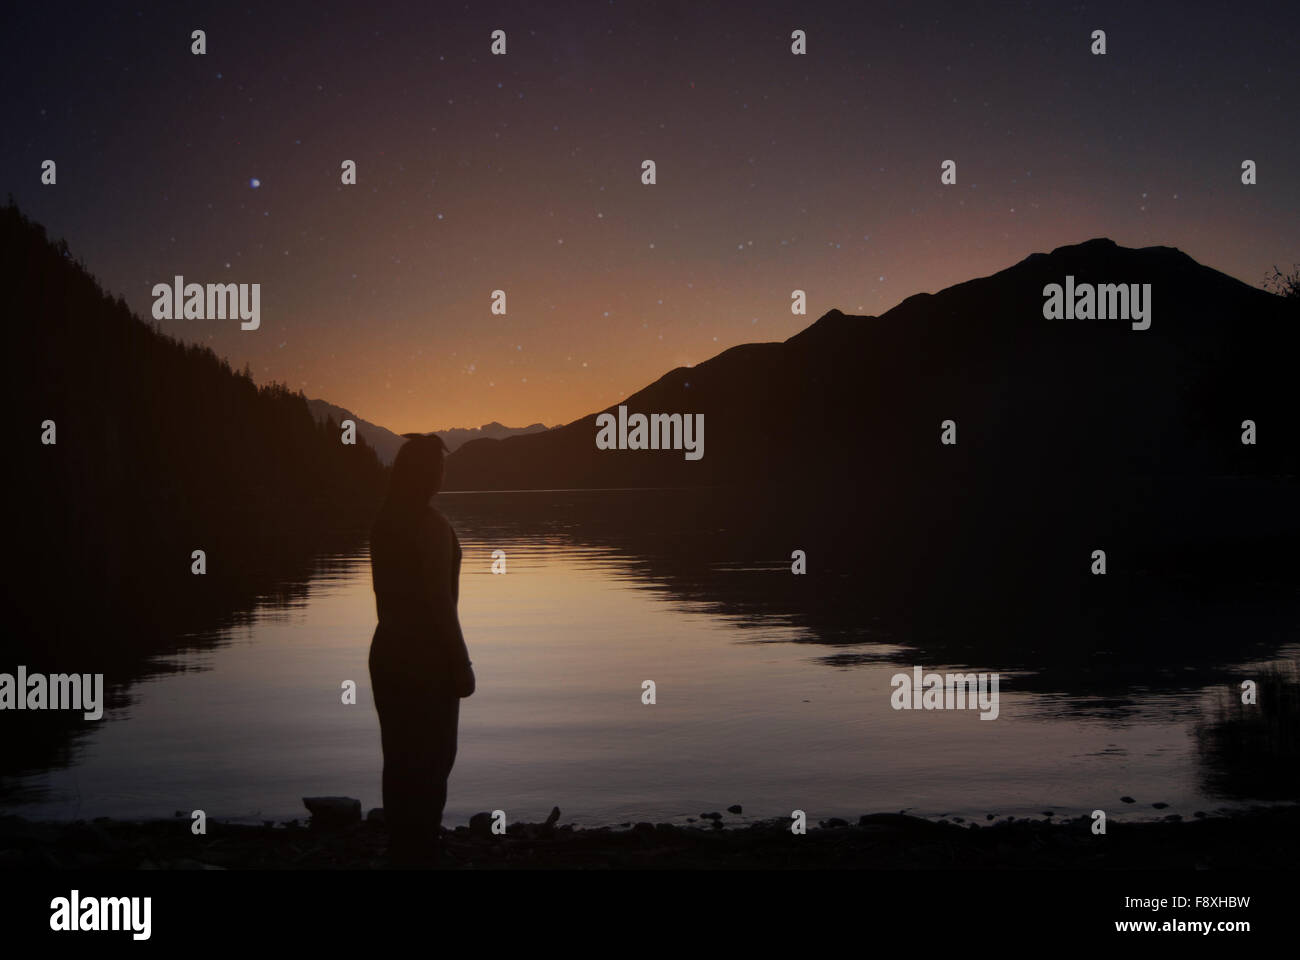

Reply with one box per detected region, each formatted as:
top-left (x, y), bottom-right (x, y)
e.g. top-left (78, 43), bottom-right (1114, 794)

top-left (1, 199), bottom-right (389, 668)
top-left (1263, 262), bottom-right (1300, 304)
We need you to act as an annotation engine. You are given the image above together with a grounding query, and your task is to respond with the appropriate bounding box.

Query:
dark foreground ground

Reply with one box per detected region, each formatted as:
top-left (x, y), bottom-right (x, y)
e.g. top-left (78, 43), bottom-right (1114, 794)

top-left (2, 805), bottom-right (1297, 870)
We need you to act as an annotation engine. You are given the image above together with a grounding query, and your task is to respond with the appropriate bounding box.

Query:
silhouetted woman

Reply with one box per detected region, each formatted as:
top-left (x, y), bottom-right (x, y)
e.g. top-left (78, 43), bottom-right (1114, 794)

top-left (369, 432), bottom-right (474, 867)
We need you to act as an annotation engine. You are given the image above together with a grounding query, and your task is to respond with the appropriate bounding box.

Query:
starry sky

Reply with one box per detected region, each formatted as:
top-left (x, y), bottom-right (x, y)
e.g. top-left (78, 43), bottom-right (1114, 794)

top-left (3, 1), bottom-right (1298, 433)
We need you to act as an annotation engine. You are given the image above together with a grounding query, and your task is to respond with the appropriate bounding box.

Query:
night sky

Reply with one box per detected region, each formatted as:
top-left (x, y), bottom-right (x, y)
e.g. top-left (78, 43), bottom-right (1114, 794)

top-left (3, 1), bottom-right (1297, 433)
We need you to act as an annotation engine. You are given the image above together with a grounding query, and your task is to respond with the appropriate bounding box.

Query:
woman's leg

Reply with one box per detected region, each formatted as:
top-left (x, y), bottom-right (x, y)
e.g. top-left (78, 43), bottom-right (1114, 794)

top-left (371, 643), bottom-right (460, 864)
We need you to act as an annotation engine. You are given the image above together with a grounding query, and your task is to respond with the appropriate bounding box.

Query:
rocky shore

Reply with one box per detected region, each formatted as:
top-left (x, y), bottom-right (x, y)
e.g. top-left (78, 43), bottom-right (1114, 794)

top-left (3, 801), bottom-right (1297, 870)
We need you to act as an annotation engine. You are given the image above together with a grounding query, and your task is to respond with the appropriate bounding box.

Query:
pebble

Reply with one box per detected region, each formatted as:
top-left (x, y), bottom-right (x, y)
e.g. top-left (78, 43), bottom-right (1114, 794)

top-left (302, 797), bottom-right (360, 829)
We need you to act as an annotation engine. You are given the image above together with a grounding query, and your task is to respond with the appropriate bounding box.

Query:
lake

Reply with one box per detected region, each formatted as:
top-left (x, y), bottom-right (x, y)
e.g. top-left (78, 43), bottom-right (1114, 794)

top-left (4, 488), bottom-right (1294, 828)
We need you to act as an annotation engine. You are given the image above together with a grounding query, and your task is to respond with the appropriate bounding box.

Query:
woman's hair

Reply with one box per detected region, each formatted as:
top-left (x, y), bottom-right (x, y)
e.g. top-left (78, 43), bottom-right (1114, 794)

top-left (387, 432), bottom-right (447, 502)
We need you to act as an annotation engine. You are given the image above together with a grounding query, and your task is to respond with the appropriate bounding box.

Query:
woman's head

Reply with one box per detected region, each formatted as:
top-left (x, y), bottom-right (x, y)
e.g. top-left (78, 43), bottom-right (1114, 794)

top-left (388, 432), bottom-right (447, 504)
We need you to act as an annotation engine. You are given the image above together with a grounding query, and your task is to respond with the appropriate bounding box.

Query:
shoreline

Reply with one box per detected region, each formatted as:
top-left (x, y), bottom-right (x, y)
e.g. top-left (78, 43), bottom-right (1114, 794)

top-left (4, 803), bottom-right (1297, 870)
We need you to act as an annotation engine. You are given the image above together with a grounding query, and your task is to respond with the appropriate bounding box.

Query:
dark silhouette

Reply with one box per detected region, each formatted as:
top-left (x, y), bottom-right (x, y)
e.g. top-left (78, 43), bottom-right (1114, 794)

top-left (3, 199), bottom-right (388, 654)
top-left (443, 238), bottom-right (1299, 492)
top-left (433, 236), bottom-right (1300, 737)
top-left (369, 433), bottom-right (475, 867)
top-left (1196, 663), bottom-right (1300, 801)
top-left (307, 397), bottom-right (551, 464)
top-left (430, 420), bottom-right (552, 454)
top-left (2, 201), bottom-right (389, 797)
top-left (1263, 262), bottom-right (1300, 309)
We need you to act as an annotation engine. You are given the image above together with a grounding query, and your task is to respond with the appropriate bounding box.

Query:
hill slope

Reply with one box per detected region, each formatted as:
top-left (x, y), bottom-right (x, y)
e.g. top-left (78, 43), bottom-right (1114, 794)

top-left (444, 238), bottom-right (1298, 493)
top-left (2, 201), bottom-right (389, 662)
top-left (307, 399), bottom-right (550, 462)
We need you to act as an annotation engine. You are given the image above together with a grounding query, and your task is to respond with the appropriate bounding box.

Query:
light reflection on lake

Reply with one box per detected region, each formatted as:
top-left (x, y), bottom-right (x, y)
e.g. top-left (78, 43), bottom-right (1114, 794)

top-left (5, 489), bottom-right (1293, 827)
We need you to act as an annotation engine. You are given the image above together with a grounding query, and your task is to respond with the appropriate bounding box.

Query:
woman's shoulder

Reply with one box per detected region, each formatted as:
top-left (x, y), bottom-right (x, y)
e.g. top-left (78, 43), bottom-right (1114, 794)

top-left (372, 503), bottom-right (452, 543)
top-left (424, 506), bottom-right (457, 540)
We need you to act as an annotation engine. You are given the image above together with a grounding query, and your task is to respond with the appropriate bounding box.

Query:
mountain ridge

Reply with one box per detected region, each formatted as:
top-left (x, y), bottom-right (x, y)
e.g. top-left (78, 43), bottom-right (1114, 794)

top-left (307, 398), bottom-right (549, 462)
top-left (443, 236), bottom-right (1297, 492)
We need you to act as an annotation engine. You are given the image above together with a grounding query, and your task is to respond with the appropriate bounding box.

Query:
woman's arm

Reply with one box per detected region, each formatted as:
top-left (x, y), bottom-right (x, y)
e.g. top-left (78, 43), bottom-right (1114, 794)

top-left (425, 513), bottom-right (474, 696)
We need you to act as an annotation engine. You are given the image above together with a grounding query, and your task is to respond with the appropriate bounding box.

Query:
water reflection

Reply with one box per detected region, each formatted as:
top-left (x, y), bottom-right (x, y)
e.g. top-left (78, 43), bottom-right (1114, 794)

top-left (3, 488), bottom-right (1295, 826)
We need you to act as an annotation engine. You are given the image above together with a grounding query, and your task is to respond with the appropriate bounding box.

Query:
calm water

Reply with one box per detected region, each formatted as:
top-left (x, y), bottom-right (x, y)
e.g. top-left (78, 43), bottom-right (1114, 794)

top-left (5, 489), bottom-right (1295, 827)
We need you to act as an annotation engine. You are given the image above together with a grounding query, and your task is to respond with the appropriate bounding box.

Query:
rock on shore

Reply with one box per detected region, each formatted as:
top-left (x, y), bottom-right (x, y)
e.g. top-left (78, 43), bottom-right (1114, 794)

top-left (2, 804), bottom-right (1297, 870)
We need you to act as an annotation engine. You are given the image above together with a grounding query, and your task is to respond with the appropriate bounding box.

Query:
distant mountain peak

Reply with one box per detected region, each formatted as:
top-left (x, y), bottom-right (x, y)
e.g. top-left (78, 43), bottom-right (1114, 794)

top-left (443, 236), bottom-right (1298, 492)
top-left (785, 306), bottom-right (869, 346)
top-left (1056, 237), bottom-right (1120, 253)
top-left (307, 401), bottom-right (551, 462)
top-left (1041, 236), bottom-right (1201, 266)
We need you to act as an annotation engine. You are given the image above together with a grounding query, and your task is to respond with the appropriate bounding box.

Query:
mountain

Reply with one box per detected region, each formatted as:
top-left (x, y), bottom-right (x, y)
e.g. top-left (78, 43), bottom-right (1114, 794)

top-left (444, 238), bottom-right (1299, 494)
top-left (435, 421), bottom-right (551, 454)
top-left (307, 399), bottom-right (407, 463)
top-left (2, 201), bottom-right (396, 792)
top-left (2, 201), bottom-right (389, 661)
top-left (307, 399), bottom-right (549, 462)
top-left (442, 237), bottom-right (1299, 634)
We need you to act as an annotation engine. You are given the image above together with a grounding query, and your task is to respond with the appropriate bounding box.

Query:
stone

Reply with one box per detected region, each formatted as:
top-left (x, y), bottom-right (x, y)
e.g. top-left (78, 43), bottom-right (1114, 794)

top-left (302, 797), bottom-right (361, 829)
